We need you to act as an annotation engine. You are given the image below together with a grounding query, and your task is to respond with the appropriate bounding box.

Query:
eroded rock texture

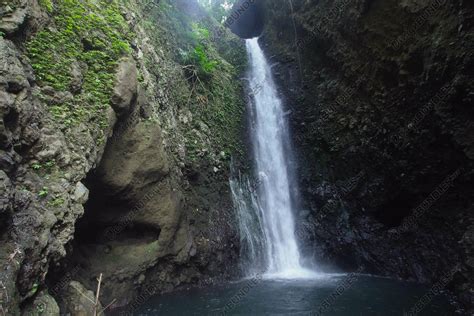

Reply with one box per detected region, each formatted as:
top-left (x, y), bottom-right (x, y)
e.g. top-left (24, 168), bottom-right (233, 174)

top-left (258, 0), bottom-right (473, 312)
top-left (1, 0), bottom-right (246, 313)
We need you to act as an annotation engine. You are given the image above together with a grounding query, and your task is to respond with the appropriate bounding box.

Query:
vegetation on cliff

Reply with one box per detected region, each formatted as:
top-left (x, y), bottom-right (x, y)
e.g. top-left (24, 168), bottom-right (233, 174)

top-left (1, 0), bottom-right (247, 313)
top-left (27, 0), bottom-right (130, 137)
top-left (136, 0), bottom-right (247, 161)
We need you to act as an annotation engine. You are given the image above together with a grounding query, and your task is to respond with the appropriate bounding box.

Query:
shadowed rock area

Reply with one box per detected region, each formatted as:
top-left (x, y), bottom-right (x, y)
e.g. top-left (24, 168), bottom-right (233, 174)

top-left (258, 0), bottom-right (473, 312)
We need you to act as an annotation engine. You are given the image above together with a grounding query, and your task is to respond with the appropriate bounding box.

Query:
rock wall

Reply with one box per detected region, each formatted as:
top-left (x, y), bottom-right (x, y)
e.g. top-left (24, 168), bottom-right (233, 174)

top-left (0, 0), bottom-right (247, 314)
top-left (257, 0), bottom-right (473, 312)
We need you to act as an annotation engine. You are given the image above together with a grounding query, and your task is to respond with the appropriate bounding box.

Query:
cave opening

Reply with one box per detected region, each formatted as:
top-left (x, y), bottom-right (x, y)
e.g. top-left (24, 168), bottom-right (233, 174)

top-left (75, 171), bottom-right (161, 245)
top-left (45, 165), bottom-right (161, 303)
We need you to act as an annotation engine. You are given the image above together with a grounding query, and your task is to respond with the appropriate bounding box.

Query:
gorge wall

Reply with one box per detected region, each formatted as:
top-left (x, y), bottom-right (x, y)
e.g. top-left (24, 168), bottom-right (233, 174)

top-left (1, 0), bottom-right (473, 314)
top-left (250, 0), bottom-right (473, 312)
top-left (0, 0), bottom-right (247, 314)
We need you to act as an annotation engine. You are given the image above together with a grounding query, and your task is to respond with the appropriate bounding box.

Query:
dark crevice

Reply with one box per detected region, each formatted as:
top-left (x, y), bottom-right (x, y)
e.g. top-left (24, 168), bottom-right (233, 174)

top-left (4, 109), bottom-right (19, 131)
top-left (74, 170), bottom-right (138, 243)
top-left (373, 193), bottom-right (418, 227)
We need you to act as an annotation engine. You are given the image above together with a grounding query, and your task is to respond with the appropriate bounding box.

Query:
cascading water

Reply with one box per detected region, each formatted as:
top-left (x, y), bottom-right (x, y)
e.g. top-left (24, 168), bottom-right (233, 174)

top-left (231, 38), bottom-right (317, 279)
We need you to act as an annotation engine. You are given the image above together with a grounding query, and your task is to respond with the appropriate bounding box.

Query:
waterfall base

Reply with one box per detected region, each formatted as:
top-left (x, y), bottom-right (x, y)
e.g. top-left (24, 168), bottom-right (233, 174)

top-left (262, 268), bottom-right (327, 280)
top-left (132, 275), bottom-right (455, 315)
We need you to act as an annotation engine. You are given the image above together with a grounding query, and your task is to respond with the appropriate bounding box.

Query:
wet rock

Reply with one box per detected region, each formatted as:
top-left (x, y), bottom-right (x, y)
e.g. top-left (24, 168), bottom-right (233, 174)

top-left (35, 133), bottom-right (64, 161)
top-left (261, 0), bottom-right (474, 312)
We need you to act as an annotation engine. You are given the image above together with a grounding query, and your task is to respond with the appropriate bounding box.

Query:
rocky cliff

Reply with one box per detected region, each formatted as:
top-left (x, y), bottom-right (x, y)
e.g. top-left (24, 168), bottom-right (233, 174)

top-left (0, 0), bottom-right (247, 314)
top-left (244, 0), bottom-right (473, 312)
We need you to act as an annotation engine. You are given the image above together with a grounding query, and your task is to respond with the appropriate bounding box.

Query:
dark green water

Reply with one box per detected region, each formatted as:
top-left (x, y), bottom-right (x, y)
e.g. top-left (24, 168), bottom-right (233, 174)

top-left (133, 275), bottom-right (457, 315)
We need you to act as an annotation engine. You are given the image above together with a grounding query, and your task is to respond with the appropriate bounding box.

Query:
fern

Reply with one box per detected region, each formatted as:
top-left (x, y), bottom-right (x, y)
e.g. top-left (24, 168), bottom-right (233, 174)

top-left (193, 44), bottom-right (218, 74)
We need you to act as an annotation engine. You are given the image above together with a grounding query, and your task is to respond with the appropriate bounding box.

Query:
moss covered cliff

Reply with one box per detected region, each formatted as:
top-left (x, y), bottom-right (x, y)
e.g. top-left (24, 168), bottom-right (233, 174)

top-left (0, 0), bottom-right (247, 313)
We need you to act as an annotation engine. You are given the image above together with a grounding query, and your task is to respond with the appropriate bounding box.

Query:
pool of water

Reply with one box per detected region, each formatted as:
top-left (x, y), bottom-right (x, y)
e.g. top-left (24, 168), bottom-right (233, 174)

top-left (133, 274), bottom-right (457, 315)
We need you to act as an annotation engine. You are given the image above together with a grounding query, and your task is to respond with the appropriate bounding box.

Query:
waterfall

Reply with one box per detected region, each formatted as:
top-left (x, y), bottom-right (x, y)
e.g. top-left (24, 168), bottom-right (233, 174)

top-left (231, 38), bottom-right (316, 279)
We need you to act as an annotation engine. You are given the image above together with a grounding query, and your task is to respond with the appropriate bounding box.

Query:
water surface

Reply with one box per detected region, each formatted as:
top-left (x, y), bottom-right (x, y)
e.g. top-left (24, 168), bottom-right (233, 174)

top-left (135, 275), bottom-right (456, 315)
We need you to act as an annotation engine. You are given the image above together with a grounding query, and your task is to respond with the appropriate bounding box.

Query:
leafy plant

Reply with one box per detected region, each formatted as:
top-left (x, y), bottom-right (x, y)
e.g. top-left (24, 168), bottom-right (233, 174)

top-left (38, 188), bottom-right (49, 198)
top-left (179, 23), bottom-right (219, 78)
top-left (28, 282), bottom-right (39, 297)
top-left (38, 0), bottom-right (53, 13)
top-left (49, 196), bottom-right (65, 207)
top-left (191, 23), bottom-right (210, 41)
top-left (45, 160), bottom-right (55, 169)
top-left (192, 44), bottom-right (218, 74)
top-left (31, 160), bottom-right (56, 173)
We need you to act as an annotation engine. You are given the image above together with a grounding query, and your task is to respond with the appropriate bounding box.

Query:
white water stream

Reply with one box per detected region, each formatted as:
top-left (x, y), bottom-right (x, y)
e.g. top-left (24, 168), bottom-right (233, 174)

top-left (231, 38), bottom-right (317, 279)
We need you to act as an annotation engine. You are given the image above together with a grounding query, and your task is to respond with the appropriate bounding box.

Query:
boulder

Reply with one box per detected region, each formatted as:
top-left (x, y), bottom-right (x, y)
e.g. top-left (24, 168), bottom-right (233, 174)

top-left (21, 291), bottom-right (60, 316)
top-left (73, 182), bottom-right (89, 205)
top-left (69, 62), bottom-right (84, 93)
top-left (0, 38), bottom-right (30, 92)
top-left (97, 121), bottom-right (170, 200)
top-left (60, 281), bottom-right (103, 316)
top-left (110, 57), bottom-right (137, 116)
top-left (0, 1), bottom-right (27, 35)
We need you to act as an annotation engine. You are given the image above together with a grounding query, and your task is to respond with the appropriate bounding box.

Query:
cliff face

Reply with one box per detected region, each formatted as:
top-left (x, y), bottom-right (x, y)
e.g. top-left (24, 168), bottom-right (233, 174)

top-left (0, 0), bottom-right (246, 313)
top-left (256, 0), bottom-right (473, 312)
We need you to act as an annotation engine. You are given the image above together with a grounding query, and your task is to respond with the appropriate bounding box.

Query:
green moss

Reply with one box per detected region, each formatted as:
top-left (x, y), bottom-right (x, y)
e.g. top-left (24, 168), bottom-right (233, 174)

top-left (38, 0), bottom-right (53, 13)
top-left (27, 0), bottom-right (131, 136)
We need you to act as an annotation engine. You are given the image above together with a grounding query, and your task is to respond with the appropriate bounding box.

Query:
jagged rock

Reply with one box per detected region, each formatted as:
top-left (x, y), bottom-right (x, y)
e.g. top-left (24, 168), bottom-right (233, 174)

top-left (0, 90), bottom-right (15, 115)
top-left (69, 62), bottom-right (84, 93)
top-left (35, 133), bottom-right (64, 161)
top-left (0, 1), bottom-right (27, 35)
top-left (0, 38), bottom-right (30, 92)
top-left (2, 0), bottom-right (243, 313)
top-left (110, 57), bottom-right (137, 116)
top-left (0, 170), bottom-right (11, 215)
top-left (21, 291), bottom-right (60, 316)
top-left (73, 182), bottom-right (89, 205)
